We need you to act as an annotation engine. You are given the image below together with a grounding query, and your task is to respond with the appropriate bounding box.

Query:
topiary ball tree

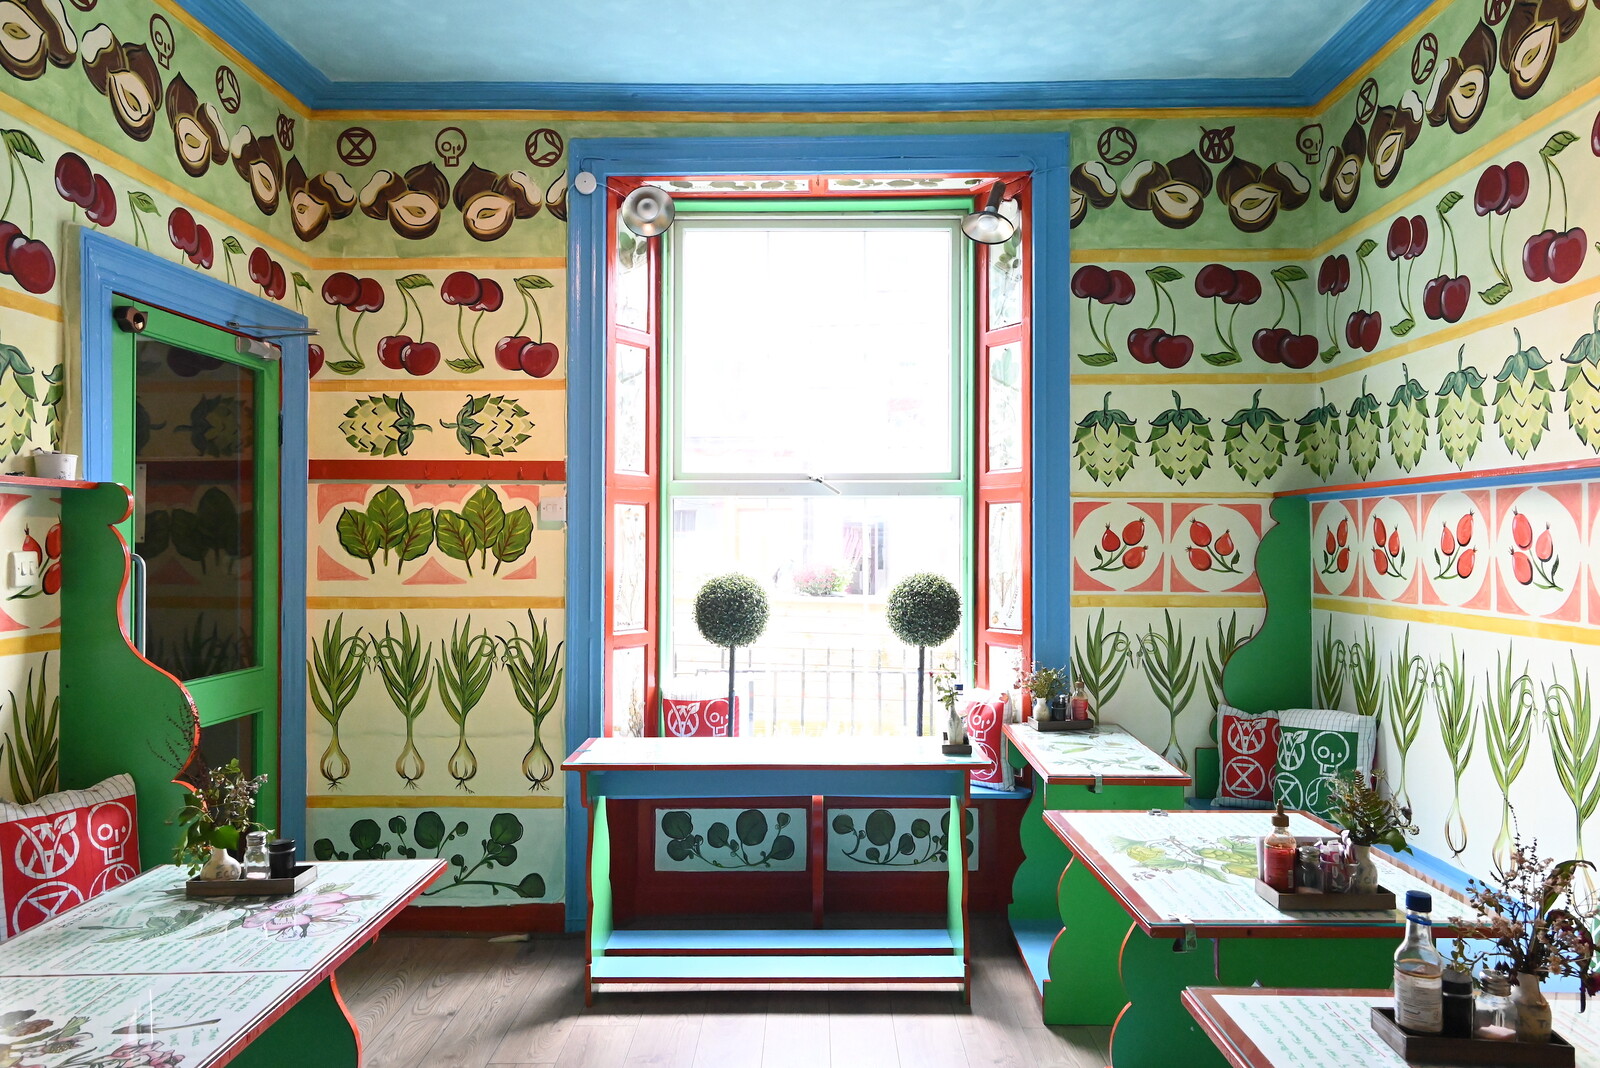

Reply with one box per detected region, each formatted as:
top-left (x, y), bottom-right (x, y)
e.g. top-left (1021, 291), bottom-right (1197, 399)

top-left (694, 573), bottom-right (769, 726)
top-left (886, 572), bottom-right (961, 736)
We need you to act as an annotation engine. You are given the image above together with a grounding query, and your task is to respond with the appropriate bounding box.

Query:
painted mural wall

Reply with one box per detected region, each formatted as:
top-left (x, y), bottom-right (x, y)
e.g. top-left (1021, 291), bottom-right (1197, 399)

top-left (3, 0), bottom-right (1592, 913)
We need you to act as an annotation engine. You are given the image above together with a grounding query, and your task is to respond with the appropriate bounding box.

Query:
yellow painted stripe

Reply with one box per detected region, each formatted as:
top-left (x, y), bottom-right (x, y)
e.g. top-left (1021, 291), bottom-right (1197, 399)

top-left (312, 377), bottom-right (565, 392)
top-left (1071, 248), bottom-right (1309, 264)
top-left (1072, 594), bottom-right (1263, 609)
top-left (1314, 0), bottom-right (1454, 114)
top-left (0, 633), bottom-right (61, 656)
top-left (1082, 490), bottom-right (1276, 500)
top-left (307, 596), bottom-right (565, 610)
top-left (307, 793), bottom-right (564, 809)
top-left (153, 0), bottom-right (310, 118)
top-left (0, 288), bottom-right (62, 322)
top-left (1313, 596), bottom-right (1600, 645)
top-left (0, 88), bottom-right (309, 267)
top-left (1314, 73), bottom-right (1600, 257)
top-left (1072, 372), bottom-right (1285, 387)
top-left (305, 257), bottom-right (567, 272)
top-left (1310, 272), bottom-right (1600, 383)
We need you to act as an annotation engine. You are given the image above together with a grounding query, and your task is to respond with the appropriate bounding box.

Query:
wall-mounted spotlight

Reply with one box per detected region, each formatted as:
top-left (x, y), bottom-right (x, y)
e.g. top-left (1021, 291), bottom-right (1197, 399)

top-left (961, 183), bottom-right (1016, 245)
top-left (620, 186), bottom-right (676, 238)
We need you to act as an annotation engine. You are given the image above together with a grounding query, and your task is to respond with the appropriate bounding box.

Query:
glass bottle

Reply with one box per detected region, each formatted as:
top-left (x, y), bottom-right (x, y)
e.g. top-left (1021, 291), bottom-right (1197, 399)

top-left (1393, 890), bottom-right (1444, 1033)
top-left (243, 831), bottom-right (270, 879)
top-left (1069, 677), bottom-right (1091, 721)
top-left (1262, 803), bottom-right (1297, 892)
top-left (1474, 968), bottom-right (1515, 1039)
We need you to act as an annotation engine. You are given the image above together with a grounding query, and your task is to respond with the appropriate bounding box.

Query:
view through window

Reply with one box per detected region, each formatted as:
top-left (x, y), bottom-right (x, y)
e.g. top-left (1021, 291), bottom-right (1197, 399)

top-left (664, 214), bottom-right (969, 737)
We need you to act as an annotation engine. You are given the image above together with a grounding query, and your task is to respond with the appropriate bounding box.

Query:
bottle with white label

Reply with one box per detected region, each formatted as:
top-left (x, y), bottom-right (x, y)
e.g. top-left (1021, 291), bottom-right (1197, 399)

top-left (1394, 890), bottom-right (1444, 1033)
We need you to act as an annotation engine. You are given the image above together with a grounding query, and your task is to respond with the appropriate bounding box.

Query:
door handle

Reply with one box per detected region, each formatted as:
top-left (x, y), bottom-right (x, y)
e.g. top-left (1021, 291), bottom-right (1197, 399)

top-left (130, 552), bottom-right (146, 655)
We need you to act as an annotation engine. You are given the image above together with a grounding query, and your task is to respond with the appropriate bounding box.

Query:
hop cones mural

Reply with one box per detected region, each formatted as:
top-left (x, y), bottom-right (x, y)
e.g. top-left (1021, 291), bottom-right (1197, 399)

top-left (1385, 364), bottom-right (1429, 472)
top-left (1345, 378), bottom-right (1383, 480)
top-left (1074, 392), bottom-right (1139, 486)
top-left (1222, 390), bottom-right (1287, 485)
top-left (340, 393), bottom-right (431, 457)
top-left (1492, 329), bottom-right (1553, 459)
top-left (1561, 303), bottom-right (1600, 452)
top-left (1435, 347), bottom-right (1487, 468)
top-left (1294, 389), bottom-right (1341, 480)
top-left (1147, 392), bottom-right (1213, 485)
top-left (440, 394), bottom-right (535, 457)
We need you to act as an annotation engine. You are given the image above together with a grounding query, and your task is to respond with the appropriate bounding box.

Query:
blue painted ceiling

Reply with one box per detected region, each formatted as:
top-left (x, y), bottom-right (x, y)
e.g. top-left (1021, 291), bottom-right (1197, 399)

top-left (237, 0), bottom-right (1368, 86)
top-left (232, 0), bottom-right (1369, 85)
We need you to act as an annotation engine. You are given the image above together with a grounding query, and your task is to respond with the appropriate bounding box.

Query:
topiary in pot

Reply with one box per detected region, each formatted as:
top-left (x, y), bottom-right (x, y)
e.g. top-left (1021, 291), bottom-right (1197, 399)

top-left (694, 573), bottom-right (769, 729)
top-left (886, 572), bottom-right (961, 736)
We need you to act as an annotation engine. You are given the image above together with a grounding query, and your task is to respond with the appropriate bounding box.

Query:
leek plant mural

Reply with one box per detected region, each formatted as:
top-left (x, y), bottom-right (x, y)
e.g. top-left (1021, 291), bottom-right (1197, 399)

top-left (1431, 641), bottom-right (1476, 857)
top-left (1385, 629), bottom-right (1427, 812)
top-left (438, 618), bottom-right (495, 792)
top-left (502, 611), bottom-right (563, 791)
top-left (1142, 610), bottom-right (1199, 772)
top-left (1071, 609), bottom-right (1132, 713)
top-left (1543, 654), bottom-right (1599, 893)
top-left (309, 617), bottom-right (367, 789)
top-left (1314, 621), bottom-right (1346, 710)
top-left (1348, 626), bottom-right (1385, 721)
top-left (2, 654), bottom-right (57, 804)
top-left (1483, 648), bottom-right (1534, 871)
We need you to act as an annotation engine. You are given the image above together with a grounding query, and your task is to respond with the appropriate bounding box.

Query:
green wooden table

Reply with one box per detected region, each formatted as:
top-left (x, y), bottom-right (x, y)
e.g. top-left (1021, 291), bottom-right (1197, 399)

top-left (1003, 722), bottom-right (1190, 1023)
top-left (1184, 987), bottom-right (1600, 1068)
top-left (0, 859), bottom-right (443, 1067)
top-left (1045, 809), bottom-right (1474, 1068)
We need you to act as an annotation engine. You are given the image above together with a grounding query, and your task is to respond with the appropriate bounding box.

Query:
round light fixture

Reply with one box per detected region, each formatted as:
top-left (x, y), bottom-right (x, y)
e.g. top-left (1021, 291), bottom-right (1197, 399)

top-left (961, 183), bottom-right (1016, 245)
top-left (620, 186), bottom-right (676, 238)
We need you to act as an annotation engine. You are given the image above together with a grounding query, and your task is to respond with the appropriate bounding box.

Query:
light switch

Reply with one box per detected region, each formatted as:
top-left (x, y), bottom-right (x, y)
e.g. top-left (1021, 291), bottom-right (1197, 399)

top-left (8, 550), bottom-right (39, 590)
top-left (539, 495), bottom-right (567, 524)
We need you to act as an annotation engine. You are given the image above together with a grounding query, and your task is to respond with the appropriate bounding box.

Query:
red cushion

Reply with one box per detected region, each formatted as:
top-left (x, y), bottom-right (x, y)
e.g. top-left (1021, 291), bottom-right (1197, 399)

top-left (1216, 705), bottom-right (1279, 808)
top-left (962, 694), bottom-right (1009, 786)
top-left (0, 774), bottom-right (139, 938)
top-left (661, 697), bottom-right (739, 738)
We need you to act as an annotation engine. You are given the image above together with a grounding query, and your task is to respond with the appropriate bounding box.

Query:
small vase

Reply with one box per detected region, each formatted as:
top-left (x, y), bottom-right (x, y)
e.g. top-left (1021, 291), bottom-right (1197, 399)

top-left (1032, 697), bottom-right (1049, 722)
top-left (1348, 844), bottom-right (1379, 893)
top-left (200, 847), bottom-right (243, 882)
top-left (1512, 972), bottom-right (1553, 1044)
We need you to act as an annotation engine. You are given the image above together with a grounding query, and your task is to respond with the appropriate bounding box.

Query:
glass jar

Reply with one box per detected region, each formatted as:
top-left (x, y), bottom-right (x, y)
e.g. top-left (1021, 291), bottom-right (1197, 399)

top-left (243, 831), bottom-right (270, 879)
top-left (1296, 844), bottom-right (1323, 892)
top-left (1475, 969), bottom-right (1515, 1038)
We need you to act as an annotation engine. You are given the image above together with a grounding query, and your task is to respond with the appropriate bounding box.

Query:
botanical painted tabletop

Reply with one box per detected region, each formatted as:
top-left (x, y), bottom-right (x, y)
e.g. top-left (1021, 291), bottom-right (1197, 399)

top-left (1004, 722), bottom-right (1191, 783)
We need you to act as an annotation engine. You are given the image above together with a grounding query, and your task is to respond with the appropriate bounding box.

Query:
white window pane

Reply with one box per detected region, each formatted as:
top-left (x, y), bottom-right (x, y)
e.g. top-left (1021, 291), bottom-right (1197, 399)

top-left (677, 225), bottom-right (955, 476)
top-left (986, 203), bottom-right (1023, 330)
top-left (667, 495), bottom-right (962, 737)
top-left (614, 343), bottom-right (647, 473)
top-left (988, 502), bottom-right (1022, 630)
top-left (616, 225), bottom-right (650, 331)
top-left (987, 342), bottom-right (1022, 472)
top-left (613, 504), bottom-right (646, 631)
top-left (612, 646), bottom-right (645, 738)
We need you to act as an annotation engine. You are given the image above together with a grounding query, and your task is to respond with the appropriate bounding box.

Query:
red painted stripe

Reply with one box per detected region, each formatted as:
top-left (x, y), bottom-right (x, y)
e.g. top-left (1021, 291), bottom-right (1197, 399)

top-left (309, 459), bottom-right (567, 481)
top-left (1278, 457), bottom-right (1600, 497)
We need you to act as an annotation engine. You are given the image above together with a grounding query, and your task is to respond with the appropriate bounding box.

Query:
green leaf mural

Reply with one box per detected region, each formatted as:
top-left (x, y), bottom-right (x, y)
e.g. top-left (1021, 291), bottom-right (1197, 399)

top-left (313, 811), bottom-right (546, 899)
top-left (336, 487), bottom-right (435, 575)
top-left (661, 808), bottom-right (796, 868)
top-left (832, 808), bottom-right (973, 867)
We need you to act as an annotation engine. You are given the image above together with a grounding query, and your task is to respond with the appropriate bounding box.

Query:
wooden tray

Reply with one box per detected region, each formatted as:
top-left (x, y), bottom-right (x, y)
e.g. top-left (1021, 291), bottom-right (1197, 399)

top-left (1370, 1006), bottom-right (1575, 1065)
top-left (1030, 718), bottom-right (1094, 733)
top-left (187, 863), bottom-right (316, 898)
top-left (1255, 879), bottom-right (1396, 911)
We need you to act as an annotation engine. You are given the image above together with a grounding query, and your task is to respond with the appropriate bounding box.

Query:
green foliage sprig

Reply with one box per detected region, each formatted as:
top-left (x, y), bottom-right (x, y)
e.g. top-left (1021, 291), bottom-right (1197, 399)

top-left (174, 758), bottom-right (268, 874)
top-left (3, 653), bottom-right (57, 804)
top-left (1015, 661), bottom-right (1069, 700)
top-left (1325, 770), bottom-right (1415, 852)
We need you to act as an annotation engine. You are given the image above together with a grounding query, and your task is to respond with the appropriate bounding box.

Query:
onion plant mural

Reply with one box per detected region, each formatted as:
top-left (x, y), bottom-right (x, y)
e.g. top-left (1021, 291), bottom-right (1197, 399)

top-left (438, 617), bottom-right (495, 792)
top-left (371, 615), bottom-right (433, 790)
top-left (1430, 640), bottom-right (1476, 857)
top-left (1385, 628), bottom-right (1427, 812)
top-left (2, 654), bottom-right (57, 804)
top-left (1314, 620), bottom-right (1346, 710)
top-left (309, 616), bottom-right (366, 789)
top-left (1071, 609), bottom-right (1132, 713)
top-left (1141, 610), bottom-right (1198, 772)
top-left (1347, 625), bottom-right (1385, 721)
top-left (1202, 614), bottom-right (1251, 732)
top-left (1543, 654), bottom-right (1599, 887)
top-left (1483, 647), bottom-right (1535, 871)
top-left (501, 612), bottom-right (563, 791)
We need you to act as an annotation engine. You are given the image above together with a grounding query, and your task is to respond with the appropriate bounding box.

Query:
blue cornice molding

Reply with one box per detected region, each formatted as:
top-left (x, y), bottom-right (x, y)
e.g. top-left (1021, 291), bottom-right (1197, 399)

top-left (170, 0), bottom-right (1435, 114)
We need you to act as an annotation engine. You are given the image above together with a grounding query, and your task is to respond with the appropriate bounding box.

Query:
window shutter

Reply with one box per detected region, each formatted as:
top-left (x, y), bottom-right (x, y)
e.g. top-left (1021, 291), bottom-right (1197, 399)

top-left (974, 186), bottom-right (1031, 690)
top-left (603, 193), bottom-right (660, 736)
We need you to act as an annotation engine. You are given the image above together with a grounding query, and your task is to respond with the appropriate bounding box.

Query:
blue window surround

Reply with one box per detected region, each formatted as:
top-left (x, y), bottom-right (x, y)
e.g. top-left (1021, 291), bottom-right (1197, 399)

top-left (564, 133), bottom-right (1071, 928)
top-left (77, 227), bottom-right (311, 849)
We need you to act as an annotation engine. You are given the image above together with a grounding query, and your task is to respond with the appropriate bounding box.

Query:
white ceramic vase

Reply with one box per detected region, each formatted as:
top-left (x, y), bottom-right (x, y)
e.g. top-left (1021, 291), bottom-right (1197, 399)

top-left (1513, 972), bottom-right (1553, 1044)
top-left (1348, 844), bottom-right (1379, 893)
top-left (200, 847), bottom-right (243, 882)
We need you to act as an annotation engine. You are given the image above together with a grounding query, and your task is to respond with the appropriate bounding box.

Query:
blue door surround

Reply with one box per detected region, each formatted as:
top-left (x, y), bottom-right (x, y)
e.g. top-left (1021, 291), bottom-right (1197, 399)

top-left (564, 133), bottom-right (1071, 928)
top-left (76, 227), bottom-right (311, 849)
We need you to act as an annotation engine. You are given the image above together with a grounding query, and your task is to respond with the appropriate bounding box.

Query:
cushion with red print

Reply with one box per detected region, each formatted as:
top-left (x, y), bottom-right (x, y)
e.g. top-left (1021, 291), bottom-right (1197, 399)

top-left (0, 774), bottom-right (139, 939)
top-left (1215, 704), bottom-right (1279, 809)
top-left (960, 691), bottom-right (1010, 787)
top-left (660, 697), bottom-right (740, 738)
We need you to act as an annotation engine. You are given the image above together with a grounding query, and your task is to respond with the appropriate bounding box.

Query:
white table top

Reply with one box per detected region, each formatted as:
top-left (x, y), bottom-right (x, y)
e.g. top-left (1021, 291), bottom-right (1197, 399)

top-left (1003, 722), bottom-right (1191, 784)
top-left (1185, 988), bottom-right (1600, 1068)
top-left (0, 860), bottom-right (443, 1068)
top-left (563, 735), bottom-right (989, 771)
top-left (1046, 809), bottom-right (1473, 936)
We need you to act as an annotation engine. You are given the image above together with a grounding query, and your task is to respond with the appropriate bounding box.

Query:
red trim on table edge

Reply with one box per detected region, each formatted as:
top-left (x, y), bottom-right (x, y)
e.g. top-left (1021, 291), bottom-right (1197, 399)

top-left (385, 901), bottom-right (564, 934)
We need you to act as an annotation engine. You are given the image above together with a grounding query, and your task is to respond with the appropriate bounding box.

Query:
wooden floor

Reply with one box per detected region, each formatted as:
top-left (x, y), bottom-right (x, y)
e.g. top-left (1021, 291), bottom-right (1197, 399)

top-left (336, 913), bottom-right (1111, 1068)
